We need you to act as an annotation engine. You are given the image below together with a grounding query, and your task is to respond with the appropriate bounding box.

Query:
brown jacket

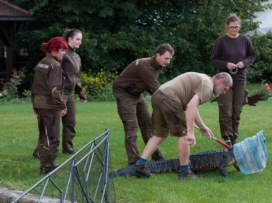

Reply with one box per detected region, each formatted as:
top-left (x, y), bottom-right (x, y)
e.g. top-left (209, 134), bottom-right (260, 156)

top-left (31, 55), bottom-right (66, 110)
top-left (62, 46), bottom-right (86, 100)
top-left (112, 56), bottom-right (162, 97)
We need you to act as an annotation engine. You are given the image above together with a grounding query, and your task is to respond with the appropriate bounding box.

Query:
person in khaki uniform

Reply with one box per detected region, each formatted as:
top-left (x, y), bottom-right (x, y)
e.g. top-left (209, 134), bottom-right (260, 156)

top-left (112, 43), bottom-right (174, 165)
top-left (134, 72), bottom-right (233, 179)
top-left (33, 29), bottom-right (87, 157)
top-left (31, 37), bottom-right (68, 174)
top-left (61, 28), bottom-right (87, 154)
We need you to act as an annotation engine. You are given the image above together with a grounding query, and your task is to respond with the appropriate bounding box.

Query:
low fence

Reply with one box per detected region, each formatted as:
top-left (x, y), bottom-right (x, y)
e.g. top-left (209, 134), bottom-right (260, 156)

top-left (11, 129), bottom-right (115, 203)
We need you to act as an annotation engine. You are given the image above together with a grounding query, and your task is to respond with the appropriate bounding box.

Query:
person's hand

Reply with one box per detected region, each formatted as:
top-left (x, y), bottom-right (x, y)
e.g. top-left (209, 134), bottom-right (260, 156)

top-left (186, 132), bottom-right (196, 147)
top-left (200, 126), bottom-right (213, 139)
top-left (61, 109), bottom-right (67, 117)
top-left (236, 61), bottom-right (244, 69)
top-left (227, 62), bottom-right (237, 71)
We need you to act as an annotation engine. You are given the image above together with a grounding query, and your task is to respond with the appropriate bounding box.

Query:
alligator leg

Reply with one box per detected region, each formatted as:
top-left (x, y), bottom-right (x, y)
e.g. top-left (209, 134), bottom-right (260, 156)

top-left (218, 159), bottom-right (229, 177)
top-left (233, 162), bottom-right (240, 171)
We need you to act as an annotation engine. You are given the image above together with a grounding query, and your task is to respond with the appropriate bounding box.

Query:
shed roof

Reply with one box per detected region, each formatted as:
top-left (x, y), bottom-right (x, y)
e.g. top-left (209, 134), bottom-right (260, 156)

top-left (0, 0), bottom-right (34, 21)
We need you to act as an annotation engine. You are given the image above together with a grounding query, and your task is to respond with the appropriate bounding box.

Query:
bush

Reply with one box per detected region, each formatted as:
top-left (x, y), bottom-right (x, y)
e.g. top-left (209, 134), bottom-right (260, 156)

top-left (248, 32), bottom-right (272, 83)
top-left (81, 70), bottom-right (117, 101)
top-left (260, 82), bottom-right (272, 101)
top-left (0, 69), bottom-right (26, 102)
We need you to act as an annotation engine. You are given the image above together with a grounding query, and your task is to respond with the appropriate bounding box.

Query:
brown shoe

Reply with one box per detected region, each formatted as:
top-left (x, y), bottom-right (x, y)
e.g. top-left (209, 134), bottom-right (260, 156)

top-left (40, 167), bottom-right (54, 175)
top-left (40, 163), bottom-right (59, 175)
top-left (33, 151), bottom-right (40, 159)
top-left (178, 168), bottom-right (199, 179)
top-left (63, 150), bottom-right (74, 154)
top-left (134, 163), bottom-right (151, 178)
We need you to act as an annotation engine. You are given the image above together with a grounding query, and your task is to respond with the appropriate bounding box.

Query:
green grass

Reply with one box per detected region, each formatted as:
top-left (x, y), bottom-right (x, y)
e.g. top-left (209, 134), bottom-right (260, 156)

top-left (0, 95), bottom-right (271, 203)
top-left (246, 83), bottom-right (265, 95)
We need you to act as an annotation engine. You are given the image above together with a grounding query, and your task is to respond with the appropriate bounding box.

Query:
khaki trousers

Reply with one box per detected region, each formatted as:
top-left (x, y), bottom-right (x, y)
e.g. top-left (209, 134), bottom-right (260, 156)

top-left (61, 93), bottom-right (76, 152)
top-left (34, 93), bottom-right (76, 155)
top-left (216, 85), bottom-right (246, 141)
top-left (113, 92), bottom-right (164, 165)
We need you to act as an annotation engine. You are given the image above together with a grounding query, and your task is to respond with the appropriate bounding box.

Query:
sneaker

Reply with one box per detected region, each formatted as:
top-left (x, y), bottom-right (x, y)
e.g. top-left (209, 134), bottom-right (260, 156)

top-left (178, 168), bottom-right (199, 179)
top-left (134, 163), bottom-right (151, 178)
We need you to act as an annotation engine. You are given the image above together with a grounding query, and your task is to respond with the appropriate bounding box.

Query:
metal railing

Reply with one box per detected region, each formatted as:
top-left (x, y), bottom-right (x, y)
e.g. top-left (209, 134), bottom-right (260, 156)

top-left (11, 129), bottom-right (115, 203)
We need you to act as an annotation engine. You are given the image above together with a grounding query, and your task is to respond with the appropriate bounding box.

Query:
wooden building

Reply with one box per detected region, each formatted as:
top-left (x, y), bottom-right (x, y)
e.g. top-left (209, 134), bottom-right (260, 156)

top-left (0, 0), bottom-right (34, 85)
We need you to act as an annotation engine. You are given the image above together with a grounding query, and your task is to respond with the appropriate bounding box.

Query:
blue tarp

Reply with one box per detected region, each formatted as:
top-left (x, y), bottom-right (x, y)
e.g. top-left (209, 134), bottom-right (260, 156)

top-left (233, 130), bottom-right (268, 175)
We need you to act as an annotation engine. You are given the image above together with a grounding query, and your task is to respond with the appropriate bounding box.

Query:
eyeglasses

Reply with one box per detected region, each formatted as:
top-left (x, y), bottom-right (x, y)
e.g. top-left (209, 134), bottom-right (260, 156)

top-left (228, 26), bottom-right (240, 30)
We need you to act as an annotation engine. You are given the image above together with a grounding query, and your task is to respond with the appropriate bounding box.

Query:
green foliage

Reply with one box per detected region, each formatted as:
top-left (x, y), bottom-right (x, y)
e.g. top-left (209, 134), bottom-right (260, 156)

top-left (80, 70), bottom-right (117, 101)
top-left (258, 82), bottom-right (272, 101)
top-left (248, 32), bottom-right (272, 83)
top-left (0, 69), bottom-right (26, 102)
top-left (8, 0), bottom-right (272, 91)
top-left (22, 89), bottom-right (31, 99)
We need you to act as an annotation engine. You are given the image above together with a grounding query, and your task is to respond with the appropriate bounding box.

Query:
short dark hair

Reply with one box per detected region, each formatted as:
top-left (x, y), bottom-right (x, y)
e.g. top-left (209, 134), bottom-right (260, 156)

top-left (62, 28), bottom-right (82, 42)
top-left (156, 43), bottom-right (174, 55)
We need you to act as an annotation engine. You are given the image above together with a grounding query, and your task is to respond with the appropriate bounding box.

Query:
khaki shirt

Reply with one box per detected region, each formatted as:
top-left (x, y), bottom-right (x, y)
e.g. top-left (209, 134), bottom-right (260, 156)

top-left (112, 56), bottom-right (162, 97)
top-left (31, 55), bottom-right (66, 110)
top-left (160, 72), bottom-right (213, 109)
top-left (62, 46), bottom-right (86, 100)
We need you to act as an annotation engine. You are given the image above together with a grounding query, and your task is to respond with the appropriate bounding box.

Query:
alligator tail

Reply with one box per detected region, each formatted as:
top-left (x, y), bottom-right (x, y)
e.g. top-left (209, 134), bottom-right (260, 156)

top-left (109, 158), bottom-right (180, 178)
top-left (109, 165), bottom-right (136, 178)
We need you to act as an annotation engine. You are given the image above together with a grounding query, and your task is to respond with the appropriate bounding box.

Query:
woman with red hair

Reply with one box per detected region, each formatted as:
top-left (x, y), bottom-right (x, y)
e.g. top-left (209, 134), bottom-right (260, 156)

top-left (31, 36), bottom-right (68, 174)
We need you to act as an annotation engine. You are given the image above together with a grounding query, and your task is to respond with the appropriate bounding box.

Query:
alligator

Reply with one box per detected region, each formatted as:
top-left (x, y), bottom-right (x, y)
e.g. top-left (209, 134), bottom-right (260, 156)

top-left (109, 148), bottom-right (240, 178)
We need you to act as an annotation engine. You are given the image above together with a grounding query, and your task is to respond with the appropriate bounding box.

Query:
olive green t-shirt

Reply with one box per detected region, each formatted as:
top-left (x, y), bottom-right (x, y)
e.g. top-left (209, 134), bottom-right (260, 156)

top-left (160, 72), bottom-right (213, 109)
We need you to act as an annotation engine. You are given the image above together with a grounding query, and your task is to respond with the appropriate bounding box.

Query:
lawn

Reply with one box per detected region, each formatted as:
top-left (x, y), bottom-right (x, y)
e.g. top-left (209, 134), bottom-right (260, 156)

top-left (0, 89), bottom-right (271, 202)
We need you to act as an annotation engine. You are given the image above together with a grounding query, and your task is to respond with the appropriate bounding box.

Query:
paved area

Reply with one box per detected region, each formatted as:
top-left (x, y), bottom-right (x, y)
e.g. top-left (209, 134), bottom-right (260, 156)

top-left (0, 187), bottom-right (68, 203)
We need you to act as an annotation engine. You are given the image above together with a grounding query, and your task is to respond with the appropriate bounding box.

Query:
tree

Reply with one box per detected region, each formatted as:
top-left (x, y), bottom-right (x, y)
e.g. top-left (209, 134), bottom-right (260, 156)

top-left (249, 32), bottom-right (272, 83)
top-left (10, 0), bottom-right (271, 91)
